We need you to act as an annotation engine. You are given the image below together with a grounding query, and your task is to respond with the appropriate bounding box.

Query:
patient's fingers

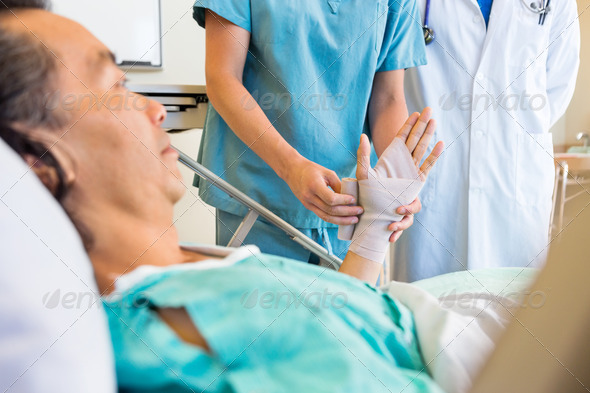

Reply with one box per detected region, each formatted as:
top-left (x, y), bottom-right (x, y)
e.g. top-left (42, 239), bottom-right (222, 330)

top-left (356, 134), bottom-right (371, 181)
top-left (405, 108), bottom-right (432, 153)
top-left (412, 119), bottom-right (436, 165)
top-left (397, 197), bottom-right (422, 216)
top-left (390, 214), bottom-right (414, 232)
top-left (419, 141), bottom-right (445, 178)
top-left (388, 215), bottom-right (414, 242)
top-left (395, 112), bottom-right (420, 142)
top-left (390, 231), bottom-right (403, 243)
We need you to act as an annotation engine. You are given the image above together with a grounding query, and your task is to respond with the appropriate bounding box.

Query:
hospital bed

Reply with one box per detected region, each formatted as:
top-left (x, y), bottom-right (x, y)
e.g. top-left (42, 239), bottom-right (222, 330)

top-left (125, 85), bottom-right (590, 391)
top-left (1, 135), bottom-right (589, 393)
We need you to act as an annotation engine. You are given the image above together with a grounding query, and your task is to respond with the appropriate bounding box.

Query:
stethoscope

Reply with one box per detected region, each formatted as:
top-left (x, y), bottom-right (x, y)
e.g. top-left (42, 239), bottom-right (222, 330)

top-left (422, 0), bottom-right (434, 45)
top-left (522, 0), bottom-right (552, 25)
top-left (422, 0), bottom-right (552, 45)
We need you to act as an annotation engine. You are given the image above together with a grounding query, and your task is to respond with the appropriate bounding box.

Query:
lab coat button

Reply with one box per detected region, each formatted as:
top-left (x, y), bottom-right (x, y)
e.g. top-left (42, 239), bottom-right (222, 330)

top-left (474, 130), bottom-right (484, 138)
top-left (476, 73), bottom-right (484, 81)
top-left (473, 14), bottom-right (480, 23)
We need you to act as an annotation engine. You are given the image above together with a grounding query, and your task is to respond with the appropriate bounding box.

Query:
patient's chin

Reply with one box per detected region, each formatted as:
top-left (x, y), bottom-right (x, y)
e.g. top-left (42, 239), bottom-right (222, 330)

top-left (169, 178), bottom-right (186, 204)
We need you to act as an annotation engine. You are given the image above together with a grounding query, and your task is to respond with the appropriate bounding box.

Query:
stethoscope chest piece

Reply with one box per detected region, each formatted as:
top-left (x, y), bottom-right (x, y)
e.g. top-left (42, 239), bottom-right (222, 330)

top-left (522, 0), bottom-right (552, 25)
top-left (423, 0), bottom-right (434, 45)
top-left (423, 26), bottom-right (435, 45)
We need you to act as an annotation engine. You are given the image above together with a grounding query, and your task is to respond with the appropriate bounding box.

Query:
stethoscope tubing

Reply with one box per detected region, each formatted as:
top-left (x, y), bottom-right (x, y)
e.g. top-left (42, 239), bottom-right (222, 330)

top-left (424, 0), bottom-right (551, 45)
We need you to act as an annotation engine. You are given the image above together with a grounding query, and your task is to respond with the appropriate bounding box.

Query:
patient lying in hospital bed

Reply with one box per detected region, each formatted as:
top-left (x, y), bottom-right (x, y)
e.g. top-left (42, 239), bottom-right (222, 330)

top-left (0, 4), bottom-right (539, 393)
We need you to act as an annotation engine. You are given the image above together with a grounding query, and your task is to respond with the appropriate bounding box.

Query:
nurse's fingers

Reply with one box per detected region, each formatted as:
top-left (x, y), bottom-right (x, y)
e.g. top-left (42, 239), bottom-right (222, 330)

top-left (313, 179), bottom-right (364, 224)
top-left (356, 134), bottom-right (371, 180)
top-left (412, 119), bottom-right (436, 165)
top-left (419, 141), bottom-right (445, 178)
top-left (405, 108), bottom-right (432, 153)
top-left (395, 112), bottom-right (420, 142)
top-left (308, 198), bottom-right (362, 225)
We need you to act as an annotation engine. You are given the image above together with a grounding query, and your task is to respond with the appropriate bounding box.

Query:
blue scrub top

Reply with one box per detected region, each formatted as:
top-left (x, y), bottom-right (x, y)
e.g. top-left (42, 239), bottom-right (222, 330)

top-left (193, 0), bottom-right (427, 228)
top-left (477, 0), bottom-right (494, 26)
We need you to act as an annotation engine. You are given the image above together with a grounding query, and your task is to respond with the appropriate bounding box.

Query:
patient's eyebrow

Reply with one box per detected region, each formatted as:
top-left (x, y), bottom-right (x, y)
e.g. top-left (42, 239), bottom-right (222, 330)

top-left (90, 50), bottom-right (117, 70)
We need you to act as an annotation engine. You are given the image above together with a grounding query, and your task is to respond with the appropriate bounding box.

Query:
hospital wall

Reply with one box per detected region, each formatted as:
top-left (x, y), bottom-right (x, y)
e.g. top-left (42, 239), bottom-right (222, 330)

top-left (123, 0), bottom-right (590, 245)
top-left (563, 0), bottom-right (590, 147)
top-left (127, 0), bottom-right (205, 86)
top-left (127, 0), bottom-right (213, 244)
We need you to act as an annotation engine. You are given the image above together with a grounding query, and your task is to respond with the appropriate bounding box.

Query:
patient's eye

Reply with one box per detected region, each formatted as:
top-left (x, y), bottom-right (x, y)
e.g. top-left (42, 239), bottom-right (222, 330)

top-left (117, 77), bottom-right (128, 89)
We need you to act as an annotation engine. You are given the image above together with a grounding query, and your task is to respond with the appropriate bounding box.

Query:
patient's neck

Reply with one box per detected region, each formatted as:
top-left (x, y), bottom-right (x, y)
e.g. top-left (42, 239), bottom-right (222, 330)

top-left (86, 208), bottom-right (197, 295)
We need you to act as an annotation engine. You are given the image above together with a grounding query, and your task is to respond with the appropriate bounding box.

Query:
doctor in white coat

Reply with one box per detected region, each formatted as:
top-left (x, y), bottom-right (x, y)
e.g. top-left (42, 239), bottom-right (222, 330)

top-left (396, 0), bottom-right (580, 281)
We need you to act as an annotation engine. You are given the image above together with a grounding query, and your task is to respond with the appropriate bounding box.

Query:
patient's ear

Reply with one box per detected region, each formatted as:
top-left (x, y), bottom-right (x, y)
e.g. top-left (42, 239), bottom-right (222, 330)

top-left (24, 154), bottom-right (62, 197)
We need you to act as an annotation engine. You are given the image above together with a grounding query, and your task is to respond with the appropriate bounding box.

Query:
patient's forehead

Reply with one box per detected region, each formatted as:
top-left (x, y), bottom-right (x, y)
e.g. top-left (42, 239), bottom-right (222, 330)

top-left (5, 9), bottom-right (112, 81)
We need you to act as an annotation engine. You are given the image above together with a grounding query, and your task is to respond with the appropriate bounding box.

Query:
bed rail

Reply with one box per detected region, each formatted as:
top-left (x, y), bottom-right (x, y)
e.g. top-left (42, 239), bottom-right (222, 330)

top-left (174, 147), bottom-right (343, 269)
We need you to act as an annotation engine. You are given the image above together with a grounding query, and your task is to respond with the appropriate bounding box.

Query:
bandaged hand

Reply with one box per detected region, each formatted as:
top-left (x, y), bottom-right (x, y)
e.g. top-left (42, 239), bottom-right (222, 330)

top-left (339, 109), bottom-right (444, 263)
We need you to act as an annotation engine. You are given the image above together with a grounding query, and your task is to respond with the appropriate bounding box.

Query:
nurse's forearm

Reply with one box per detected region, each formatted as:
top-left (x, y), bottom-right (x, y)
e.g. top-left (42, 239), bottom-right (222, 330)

top-left (204, 10), bottom-right (302, 180)
top-left (206, 74), bottom-right (303, 180)
top-left (339, 251), bottom-right (383, 283)
top-left (208, 73), bottom-right (361, 224)
top-left (368, 70), bottom-right (408, 157)
top-left (204, 11), bottom-right (361, 225)
top-left (370, 98), bottom-right (409, 157)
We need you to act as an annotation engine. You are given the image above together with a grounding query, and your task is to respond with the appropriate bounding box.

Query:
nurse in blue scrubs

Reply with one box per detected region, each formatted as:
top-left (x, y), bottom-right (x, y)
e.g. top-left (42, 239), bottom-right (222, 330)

top-left (193, 0), bottom-right (427, 262)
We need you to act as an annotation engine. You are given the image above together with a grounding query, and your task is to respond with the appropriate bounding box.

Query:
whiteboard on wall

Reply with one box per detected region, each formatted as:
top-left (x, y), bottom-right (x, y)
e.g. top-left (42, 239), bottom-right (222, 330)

top-left (52, 0), bottom-right (162, 69)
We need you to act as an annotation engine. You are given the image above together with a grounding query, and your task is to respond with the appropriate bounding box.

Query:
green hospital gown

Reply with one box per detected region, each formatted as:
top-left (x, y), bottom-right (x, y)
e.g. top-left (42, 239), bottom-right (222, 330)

top-left (103, 246), bottom-right (444, 393)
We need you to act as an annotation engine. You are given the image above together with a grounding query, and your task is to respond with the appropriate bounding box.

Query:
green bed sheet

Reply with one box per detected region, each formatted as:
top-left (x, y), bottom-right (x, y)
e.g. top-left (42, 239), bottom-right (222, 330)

top-left (412, 267), bottom-right (540, 299)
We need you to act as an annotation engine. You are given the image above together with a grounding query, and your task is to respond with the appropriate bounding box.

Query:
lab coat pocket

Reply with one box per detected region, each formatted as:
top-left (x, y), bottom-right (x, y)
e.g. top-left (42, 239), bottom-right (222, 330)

top-left (516, 132), bottom-right (555, 207)
top-left (506, 4), bottom-right (551, 67)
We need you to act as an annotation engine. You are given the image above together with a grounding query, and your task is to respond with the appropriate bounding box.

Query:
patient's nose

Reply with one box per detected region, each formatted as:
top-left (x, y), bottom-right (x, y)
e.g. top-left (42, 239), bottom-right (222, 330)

top-left (147, 98), bottom-right (167, 127)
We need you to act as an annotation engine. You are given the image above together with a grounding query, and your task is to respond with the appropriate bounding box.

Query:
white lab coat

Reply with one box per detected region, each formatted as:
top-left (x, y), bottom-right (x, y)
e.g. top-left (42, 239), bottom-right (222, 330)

top-left (395, 0), bottom-right (580, 282)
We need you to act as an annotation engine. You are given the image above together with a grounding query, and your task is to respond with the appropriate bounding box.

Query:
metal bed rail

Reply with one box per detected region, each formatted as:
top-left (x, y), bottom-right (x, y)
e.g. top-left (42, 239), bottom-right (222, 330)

top-left (174, 146), bottom-right (343, 269)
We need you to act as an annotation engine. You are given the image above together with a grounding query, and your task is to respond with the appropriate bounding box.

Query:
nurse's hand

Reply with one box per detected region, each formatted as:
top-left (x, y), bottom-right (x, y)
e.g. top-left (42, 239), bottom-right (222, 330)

top-left (356, 108), bottom-right (444, 242)
top-left (285, 159), bottom-right (364, 225)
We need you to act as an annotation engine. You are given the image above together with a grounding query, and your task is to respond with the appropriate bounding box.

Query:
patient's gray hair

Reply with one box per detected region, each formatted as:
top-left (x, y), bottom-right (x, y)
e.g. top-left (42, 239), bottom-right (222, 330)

top-left (0, 1), bottom-right (66, 194)
top-left (0, 0), bottom-right (95, 250)
top-left (0, 0), bottom-right (49, 10)
top-left (0, 0), bottom-right (60, 131)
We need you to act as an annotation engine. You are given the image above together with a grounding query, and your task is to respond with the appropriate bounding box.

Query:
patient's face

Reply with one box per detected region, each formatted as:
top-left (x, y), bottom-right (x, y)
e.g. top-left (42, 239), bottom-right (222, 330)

top-left (8, 10), bottom-right (185, 215)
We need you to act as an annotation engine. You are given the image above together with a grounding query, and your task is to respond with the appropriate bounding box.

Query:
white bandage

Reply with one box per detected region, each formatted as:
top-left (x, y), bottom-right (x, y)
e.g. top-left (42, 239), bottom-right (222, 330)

top-left (338, 139), bottom-right (424, 263)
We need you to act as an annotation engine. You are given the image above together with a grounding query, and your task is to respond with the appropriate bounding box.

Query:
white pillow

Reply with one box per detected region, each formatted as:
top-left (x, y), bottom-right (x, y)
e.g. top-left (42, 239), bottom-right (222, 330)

top-left (0, 139), bottom-right (116, 393)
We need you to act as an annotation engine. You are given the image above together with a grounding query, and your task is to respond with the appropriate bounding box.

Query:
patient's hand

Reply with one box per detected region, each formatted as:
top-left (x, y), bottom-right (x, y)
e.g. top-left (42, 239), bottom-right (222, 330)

top-left (356, 108), bottom-right (444, 242)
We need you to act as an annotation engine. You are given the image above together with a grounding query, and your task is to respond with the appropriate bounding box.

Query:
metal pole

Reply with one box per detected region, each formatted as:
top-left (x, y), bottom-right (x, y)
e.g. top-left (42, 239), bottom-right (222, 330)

top-left (558, 162), bottom-right (568, 233)
top-left (174, 146), bottom-right (343, 269)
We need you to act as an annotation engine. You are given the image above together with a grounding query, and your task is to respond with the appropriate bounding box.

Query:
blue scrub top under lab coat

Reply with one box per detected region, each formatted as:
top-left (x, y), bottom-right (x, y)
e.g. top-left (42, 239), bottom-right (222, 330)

top-left (193, 0), bottom-right (427, 228)
top-left (477, 0), bottom-right (494, 26)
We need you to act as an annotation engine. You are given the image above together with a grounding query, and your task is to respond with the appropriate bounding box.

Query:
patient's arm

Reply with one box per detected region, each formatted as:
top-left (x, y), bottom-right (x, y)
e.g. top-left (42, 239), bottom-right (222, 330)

top-left (338, 251), bottom-right (384, 283)
top-left (157, 308), bottom-right (210, 351)
top-left (338, 109), bottom-right (444, 283)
